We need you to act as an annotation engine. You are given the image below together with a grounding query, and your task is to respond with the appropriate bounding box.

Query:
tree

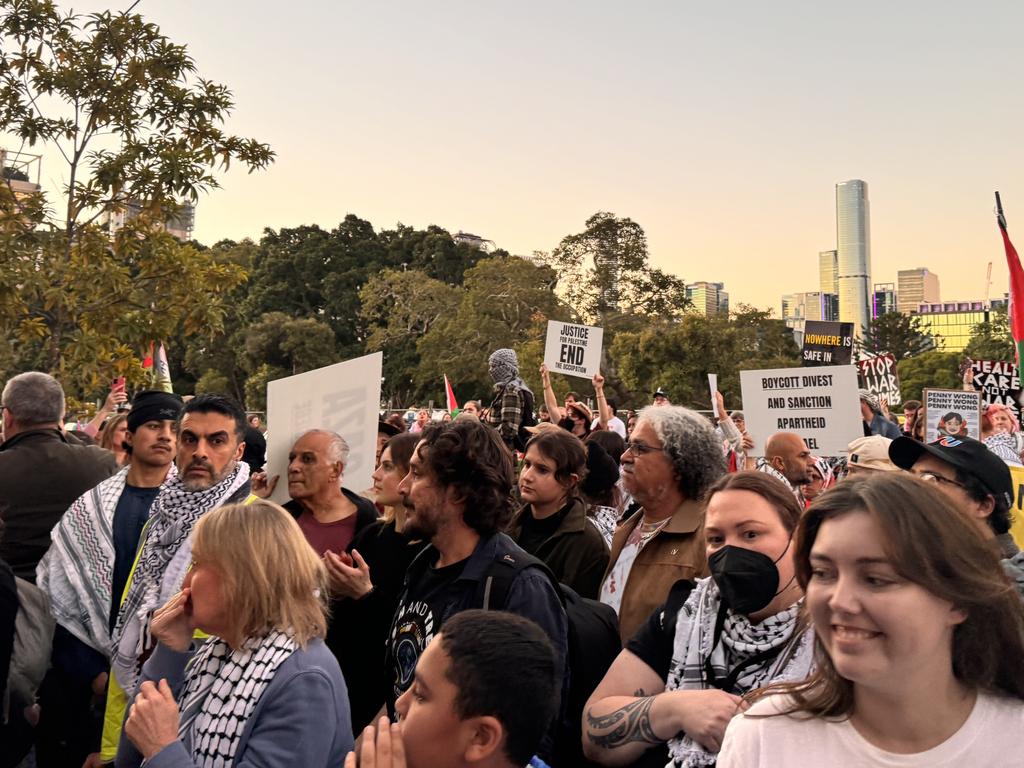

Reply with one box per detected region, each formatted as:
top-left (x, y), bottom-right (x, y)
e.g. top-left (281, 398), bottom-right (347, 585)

top-left (897, 350), bottom-right (962, 403)
top-left (857, 312), bottom-right (936, 360)
top-left (543, 211), bottom-right (690, 323)
top-left (0, 2), bottom-right (273, 396)
top-left (964, 309), bottom-right (1015, 362)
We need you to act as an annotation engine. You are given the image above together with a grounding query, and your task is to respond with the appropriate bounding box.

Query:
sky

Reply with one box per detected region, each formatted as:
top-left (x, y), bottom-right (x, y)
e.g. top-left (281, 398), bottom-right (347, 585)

top-left (10, 1), bottom-right (1024, 313)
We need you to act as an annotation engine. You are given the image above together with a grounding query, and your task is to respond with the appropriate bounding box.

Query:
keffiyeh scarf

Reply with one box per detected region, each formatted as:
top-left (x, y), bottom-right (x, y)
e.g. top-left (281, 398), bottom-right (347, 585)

top-left (754, 458), bottom-right (806, 506)
top-left (36, 466), bottom-right (129, 654)
top-left (178, 629), bottom-right (298, 767)
top-left (664, 578), bottom-right (814, 768)
top-left (111, 462), bottom-right (250, 693)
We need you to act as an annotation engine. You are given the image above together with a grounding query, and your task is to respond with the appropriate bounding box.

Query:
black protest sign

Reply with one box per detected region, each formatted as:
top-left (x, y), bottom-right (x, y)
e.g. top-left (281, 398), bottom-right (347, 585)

top-left (857, 354), bottom-right (902, 407)
top-left (970, 359), bottom-right (1022, 426)
top-left (802, 321), bottom-right (854, 366)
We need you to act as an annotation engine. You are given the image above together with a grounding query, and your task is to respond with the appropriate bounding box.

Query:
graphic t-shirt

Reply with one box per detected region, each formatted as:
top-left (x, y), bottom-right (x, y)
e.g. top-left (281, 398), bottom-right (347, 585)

top-left (296, 510), bottom-right (358, 556)
top-left (600, 517), bottom-right (668, 614)
top-left (386, 555), bottom-right (468, 714)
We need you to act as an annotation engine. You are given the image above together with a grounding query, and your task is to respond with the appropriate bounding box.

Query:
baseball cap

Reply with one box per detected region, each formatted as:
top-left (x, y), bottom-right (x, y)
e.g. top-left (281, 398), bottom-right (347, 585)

top-left (525, 422), bottom-right (564, 436)
top-left (847, 436), bottom-right (898, 472)
top-left (653, 387), bottom-right (669, 399)
top-left (889, 435), bottom-right (1014, 508)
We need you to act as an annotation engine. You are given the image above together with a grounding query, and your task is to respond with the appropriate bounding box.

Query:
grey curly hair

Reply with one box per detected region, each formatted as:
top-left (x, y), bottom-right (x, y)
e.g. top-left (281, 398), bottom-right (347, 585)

top-left (637, 405), bottom-right (726, 499)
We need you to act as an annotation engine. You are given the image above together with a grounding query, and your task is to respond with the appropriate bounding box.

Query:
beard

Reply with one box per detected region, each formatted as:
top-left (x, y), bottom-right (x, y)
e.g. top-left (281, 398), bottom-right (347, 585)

top-left (401, 502), bottom-right (439, 541)
top-left (181, 458), bottom-right (237, 492)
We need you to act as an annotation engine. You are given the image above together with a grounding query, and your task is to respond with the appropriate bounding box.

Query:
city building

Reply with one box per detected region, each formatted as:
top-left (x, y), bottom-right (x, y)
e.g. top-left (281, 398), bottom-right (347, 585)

top-left (897, 268), bottom-right (940, 315)
top-left (872, 283), bottom-right (897, 317)
top-left (1, 148), bottom-right (42, 200)
top-left (594, 249), bottom-right (621, 312)
top-left (836, 180), bottom-right (872, 338)
top-left (819, 250), bottom-right (838, 296)
top-left (781, 291), bottom-right (839, 344)
top-left (453, 231), bottom-right (497, 252)
top-left (913, 298), bottom-right (1008, 352)
top-left (686, 281), bottom-right (729, 316)
top-left (104, 199), bottom-right (195, 241)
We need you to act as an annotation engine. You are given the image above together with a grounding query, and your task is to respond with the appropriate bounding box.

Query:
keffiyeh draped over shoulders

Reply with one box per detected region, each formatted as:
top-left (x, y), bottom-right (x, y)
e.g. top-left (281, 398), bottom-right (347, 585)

top-left (663, 577), bottom-right (814, 768)
top-left (110, 462), bottom-right (250, 694)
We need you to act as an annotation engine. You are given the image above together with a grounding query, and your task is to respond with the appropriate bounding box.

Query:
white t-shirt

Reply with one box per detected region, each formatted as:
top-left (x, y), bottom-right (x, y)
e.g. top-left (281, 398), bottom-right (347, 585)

top-left (718, 691), bottom-right (1024, 768)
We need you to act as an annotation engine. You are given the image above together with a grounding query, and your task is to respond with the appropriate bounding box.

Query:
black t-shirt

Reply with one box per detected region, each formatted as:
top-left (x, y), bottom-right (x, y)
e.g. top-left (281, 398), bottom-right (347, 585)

top-left (386, 554), bottom-right (468, 714)
top-left (109, 484), bottom-right (161, 630)
top-left (516, 504), bottom-right (570, 556)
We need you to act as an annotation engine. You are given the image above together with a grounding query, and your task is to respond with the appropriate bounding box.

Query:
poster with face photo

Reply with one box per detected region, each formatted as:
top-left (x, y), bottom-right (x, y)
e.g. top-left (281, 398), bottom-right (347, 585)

top-left (923, 388), bottom-right (982, 443)
top-left (969, 359), bottom-right (1022, 428)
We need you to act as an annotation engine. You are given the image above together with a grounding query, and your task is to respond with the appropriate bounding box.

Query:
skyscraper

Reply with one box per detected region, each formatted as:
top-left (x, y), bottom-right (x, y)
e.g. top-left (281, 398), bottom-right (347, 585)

top-left (872, 283), bottom-right (897, 317)
top-left (836, 180), bottom-right (871, 337)
top-left (686, 281), bottom-right (729, 316)
top-left (819, 250), bottom-right (838, 295)
top-left (897, 268), bottom-right (940, 315)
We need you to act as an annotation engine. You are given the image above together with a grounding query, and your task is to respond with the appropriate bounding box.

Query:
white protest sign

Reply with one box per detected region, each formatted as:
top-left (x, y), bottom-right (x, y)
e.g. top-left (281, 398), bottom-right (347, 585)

top-left (265, 352), bottom-right (383, 504)
top-left (923, 388), bottom-right (982, 442)
top-left (708, 373), bottom-right (719, 417)
top-left (543, 320), bottom-right (604, 379)
top-left (739, 365), bottom-right (862, 457)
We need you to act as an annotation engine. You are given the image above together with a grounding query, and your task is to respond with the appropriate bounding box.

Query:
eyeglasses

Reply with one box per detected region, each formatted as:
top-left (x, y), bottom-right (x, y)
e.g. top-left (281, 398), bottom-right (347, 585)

top-left (913, 471), bottom-right (966, 490)
top-left (624, 440), bottom-right (662, 457)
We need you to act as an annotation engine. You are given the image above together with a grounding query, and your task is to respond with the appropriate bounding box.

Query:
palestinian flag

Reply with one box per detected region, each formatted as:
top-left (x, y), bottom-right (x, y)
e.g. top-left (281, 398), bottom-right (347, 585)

top-left (444, 374), bottom-right (459, 416)
top-left (997, 193), bottom-right (1024, 364)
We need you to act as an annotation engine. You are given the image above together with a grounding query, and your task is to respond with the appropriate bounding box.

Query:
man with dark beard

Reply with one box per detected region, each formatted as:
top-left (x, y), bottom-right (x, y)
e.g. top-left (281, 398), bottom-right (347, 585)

top-left (384, 419), bottom-right (567, 756)
top-left (94, 394), bottom-right (256, 766)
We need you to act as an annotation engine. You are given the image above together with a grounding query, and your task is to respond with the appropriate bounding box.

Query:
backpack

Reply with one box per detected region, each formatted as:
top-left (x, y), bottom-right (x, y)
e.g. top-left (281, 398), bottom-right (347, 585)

top-left (479, 550), bottom-right (621, 768)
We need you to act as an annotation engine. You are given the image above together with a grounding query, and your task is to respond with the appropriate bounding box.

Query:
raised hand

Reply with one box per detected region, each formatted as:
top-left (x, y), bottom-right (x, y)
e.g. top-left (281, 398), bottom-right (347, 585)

top-left (149, 589), bottom-right (194, 652)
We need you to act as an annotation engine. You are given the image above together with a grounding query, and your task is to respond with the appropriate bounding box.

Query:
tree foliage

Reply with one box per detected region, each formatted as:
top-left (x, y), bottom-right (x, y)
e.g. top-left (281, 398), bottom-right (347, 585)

top-left (964, 309), bottom-right (1015, 362)
top-left (857, 312), bottom-right (936, 360)
top-left (897, 350), bottom-right (963, 403)
top-left (0, 1), bottom-right (273, 398)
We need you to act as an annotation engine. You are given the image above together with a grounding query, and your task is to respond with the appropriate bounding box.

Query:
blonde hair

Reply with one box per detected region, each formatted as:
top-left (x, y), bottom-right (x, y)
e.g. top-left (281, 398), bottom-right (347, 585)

top-left (191, 500), bottom-right (328, 646)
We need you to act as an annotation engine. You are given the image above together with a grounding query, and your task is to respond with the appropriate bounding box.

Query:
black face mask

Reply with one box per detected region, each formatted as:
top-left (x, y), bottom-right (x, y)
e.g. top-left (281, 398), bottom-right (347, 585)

top-left (708, 539), bottom-right (793, 615)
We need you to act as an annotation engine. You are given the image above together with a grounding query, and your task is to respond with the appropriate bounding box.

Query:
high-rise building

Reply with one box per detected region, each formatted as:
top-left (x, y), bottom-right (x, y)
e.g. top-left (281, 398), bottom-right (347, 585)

top-left (836, 180), bottom-right (872, 337)
top-left (104, 199), bottom-right (195, 241)
top-left (686, 281), bottom-right (729, 316)
top-left (594, 250), bottom-right (621, 313)
top-left (819, 250), bottom-right (838, 295)
top-left (913, 298), bottom-right (1007, 352)
top-left (872, 283), bottom-right (897, 317)
top-left (897, 268), bottom-right (940, 315)
top-left (781, 291), bottom-right (839, 345)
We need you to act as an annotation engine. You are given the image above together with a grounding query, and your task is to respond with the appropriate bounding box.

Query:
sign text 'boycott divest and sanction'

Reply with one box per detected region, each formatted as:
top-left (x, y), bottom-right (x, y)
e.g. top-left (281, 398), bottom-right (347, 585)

top-left (740, 364), bottom-right (862, 456)
top-left (543, 320), bottom-right (604, 379)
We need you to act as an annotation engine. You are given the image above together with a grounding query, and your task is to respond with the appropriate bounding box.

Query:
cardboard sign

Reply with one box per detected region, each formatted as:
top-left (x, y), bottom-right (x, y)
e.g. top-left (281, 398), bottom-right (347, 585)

top-left (543, 320), bottom-right (604, 379)
top-left (739, 365), bottom-right (862, 456)
top-left (265, 352), bottom-right (383, 504)
top-left (970, 359), bottom-right (1022, 427)
top-left (801, 321), bottom-right (854, 366)
top-left (923, 388), bottom-right (982, 442)
top-left (857, 354), bottom-right (902, 407)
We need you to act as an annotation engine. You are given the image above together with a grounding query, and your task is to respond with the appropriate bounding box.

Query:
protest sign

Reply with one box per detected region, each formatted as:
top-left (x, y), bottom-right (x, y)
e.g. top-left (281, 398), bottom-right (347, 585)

top-left (970, 359), bottom-right (1022, 427)
top-left (1008, 465), bottom-right (1024, 550)
top-left (708, 373), bottom-right (719, 417)
top-left (265, 352), bottom-right (383, 504)
top-left (544, 320), bottom-right (604, 379)
top-left (739, 364), bottom-right (862, 456)
top-left (857, 354), bottom-right (902, 407)
top-left (801, 321), bottom-right (854, 366)
top-left (922, 388), bottom-right (981, 442)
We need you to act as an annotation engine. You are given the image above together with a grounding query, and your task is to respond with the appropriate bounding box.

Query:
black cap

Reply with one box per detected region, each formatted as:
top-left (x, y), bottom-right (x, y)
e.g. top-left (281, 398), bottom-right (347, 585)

top-left (127, 390), bottom-right (183, 431)
top-left (378, 419), bottom-right (402, 437)
top-left (888, 435), bottom-right (1013, 508)
top-left (653, 387), bottom-right (670, 399)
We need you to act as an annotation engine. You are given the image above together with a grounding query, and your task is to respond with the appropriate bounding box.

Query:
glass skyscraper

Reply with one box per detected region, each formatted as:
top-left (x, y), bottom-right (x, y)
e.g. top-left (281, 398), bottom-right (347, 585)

top-left (836, 180), bottom-right (871, 337)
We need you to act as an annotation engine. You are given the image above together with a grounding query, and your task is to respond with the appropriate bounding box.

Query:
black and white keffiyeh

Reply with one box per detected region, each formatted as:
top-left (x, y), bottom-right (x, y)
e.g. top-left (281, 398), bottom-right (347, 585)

top-left (664, 577), bottom-right (814, 768)
top-left (111, 462), bottom-right (250, 693)
top-left (178, 629), bottom-right (298, 767)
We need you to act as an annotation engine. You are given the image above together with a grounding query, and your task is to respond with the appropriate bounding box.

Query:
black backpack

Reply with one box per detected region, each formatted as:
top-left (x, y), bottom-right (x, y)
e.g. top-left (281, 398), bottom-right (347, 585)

top-left (478, 549), bottom-right (621, 768)
top-left (514, 387), bottom-right (538, 452)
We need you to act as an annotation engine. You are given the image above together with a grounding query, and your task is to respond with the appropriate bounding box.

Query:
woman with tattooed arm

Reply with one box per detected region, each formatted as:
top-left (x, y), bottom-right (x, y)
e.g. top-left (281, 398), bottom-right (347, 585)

top-left (582, 472), bottom-right (814, 768)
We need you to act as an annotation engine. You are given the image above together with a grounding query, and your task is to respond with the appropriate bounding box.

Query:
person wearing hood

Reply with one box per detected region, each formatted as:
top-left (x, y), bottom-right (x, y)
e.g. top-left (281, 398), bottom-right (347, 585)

top-left (485, 348), bottom-right (534, 451)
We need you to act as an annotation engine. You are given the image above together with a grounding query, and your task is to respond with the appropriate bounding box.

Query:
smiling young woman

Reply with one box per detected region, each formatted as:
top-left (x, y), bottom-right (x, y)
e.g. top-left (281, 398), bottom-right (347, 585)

top-left (718, 473), bottom-right (1024, 768)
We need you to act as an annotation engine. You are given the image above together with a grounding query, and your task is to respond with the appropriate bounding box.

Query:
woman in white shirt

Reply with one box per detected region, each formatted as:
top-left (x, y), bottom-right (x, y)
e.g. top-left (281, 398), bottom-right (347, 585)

top-left (719, 472), bottom-right (1024, 768)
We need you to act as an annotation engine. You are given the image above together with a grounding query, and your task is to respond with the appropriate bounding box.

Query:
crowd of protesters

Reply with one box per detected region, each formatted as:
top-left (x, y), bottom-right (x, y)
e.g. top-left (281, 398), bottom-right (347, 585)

top-left (1, 342), bottom-right (1024, 768)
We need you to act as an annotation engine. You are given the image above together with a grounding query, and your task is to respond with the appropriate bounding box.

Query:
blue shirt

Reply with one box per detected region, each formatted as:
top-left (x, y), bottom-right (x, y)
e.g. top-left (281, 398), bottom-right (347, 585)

top-left (109, 483), bottom-right (160, 630)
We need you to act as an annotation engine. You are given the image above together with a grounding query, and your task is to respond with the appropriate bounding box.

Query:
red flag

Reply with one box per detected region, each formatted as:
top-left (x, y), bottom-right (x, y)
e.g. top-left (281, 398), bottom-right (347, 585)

top-left (444, 374), bottom-right (459, 413)
top-left (141, 341), bottom-right (154, 369)
top-left (997, 195), bottom-right (1024, 364)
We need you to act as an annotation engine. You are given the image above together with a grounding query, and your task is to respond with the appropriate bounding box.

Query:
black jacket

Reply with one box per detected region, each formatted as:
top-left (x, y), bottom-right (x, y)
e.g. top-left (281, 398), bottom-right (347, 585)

top-left (0, 429), bottom-right (118, 581)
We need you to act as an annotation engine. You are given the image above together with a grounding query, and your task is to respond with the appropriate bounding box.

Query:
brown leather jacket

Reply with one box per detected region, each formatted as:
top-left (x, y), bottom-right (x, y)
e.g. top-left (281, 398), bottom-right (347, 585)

top-left (603, 499), bottom-right (708, 642)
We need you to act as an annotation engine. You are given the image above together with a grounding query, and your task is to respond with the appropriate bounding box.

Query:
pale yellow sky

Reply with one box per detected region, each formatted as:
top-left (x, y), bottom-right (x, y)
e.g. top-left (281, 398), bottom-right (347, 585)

top-left (10, 1), bottom-right (1024, 313)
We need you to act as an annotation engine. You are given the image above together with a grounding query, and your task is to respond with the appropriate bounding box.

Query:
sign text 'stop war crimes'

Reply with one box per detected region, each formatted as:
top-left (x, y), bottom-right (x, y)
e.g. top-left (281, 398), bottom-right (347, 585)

top-left (923, 388), bottom-right (982, 443)
top-left (801, 321), bottom-right (854, 367)
top-left (857, 354), bottom-right (902, 407)
top-left (739, 365), bottom-right (862, 457)
top-left (543, 321), bottom-right (604, 379)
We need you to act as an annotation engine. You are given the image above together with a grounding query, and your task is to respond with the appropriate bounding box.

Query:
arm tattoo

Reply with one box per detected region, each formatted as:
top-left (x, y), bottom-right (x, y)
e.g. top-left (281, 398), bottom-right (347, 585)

top-left (586, 696), bottom-right (662, 749)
